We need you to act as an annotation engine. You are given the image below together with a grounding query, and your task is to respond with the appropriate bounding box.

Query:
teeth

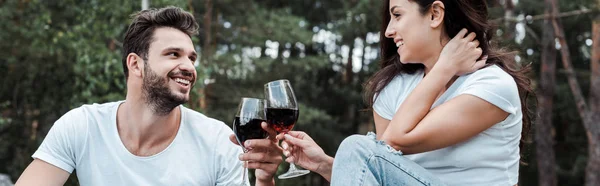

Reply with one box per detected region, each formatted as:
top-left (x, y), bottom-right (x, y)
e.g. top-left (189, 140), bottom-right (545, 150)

top-left (396, 41), bottom-right (404, 47)
top-left (174, 78), bottom-right (190, 85)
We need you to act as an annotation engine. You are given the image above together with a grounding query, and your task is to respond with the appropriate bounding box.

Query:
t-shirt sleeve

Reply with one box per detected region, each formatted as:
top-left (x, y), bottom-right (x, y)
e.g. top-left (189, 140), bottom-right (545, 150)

top-left (373, 92), bottom-right (394, 120)
top-left (215, 124), bottom-right (249, 186)
top-left (459, 68), bottom-right (520, 115)
top-left (32, 107), bottom-right (88, 173)
top-left (373, 77), bottom-right (402, 120)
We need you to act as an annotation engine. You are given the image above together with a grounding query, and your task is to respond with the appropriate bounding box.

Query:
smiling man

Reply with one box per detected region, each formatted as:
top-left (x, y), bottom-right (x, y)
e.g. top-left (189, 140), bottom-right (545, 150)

top-left (15, 6), bottom-right (282, 186)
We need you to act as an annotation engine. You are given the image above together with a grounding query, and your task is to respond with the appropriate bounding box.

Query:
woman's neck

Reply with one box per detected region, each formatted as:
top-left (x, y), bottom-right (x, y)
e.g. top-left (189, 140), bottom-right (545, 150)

top-left (423, 38), bottom-right (450, 75)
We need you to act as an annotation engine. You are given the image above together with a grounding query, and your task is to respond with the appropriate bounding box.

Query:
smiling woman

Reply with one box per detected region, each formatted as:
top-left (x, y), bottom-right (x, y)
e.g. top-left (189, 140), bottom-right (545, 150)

top-left (278, 0), bottom-right (534, 185)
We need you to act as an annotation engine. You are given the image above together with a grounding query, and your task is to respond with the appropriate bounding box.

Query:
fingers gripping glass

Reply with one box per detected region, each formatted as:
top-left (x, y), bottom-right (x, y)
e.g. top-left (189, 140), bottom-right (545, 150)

top-left (264, 79), bottom-right (310, 179)
top-left (233, 98), bottom-right (269, 185)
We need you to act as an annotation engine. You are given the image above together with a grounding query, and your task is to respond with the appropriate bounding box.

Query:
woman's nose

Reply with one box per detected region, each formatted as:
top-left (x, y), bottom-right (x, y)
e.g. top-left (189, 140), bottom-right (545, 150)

top-left (384, 26), bottom-right (395, 38)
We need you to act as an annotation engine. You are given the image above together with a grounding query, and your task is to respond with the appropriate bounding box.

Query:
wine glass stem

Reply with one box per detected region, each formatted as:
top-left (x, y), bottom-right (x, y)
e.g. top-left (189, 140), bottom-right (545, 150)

top-left (242, 161), bottom-right (247, 186)
top-left (242, 149), bottom-right (248, 186)
top-left (283, 131), bottom-right (300, 171)
top-left (288, 163), bottom-right (300, 171)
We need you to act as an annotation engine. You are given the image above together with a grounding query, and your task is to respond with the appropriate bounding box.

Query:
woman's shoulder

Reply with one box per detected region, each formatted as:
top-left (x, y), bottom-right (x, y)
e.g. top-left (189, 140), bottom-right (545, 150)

top-left (385, 70), bottom-right (424, 88)
top-left (468, 64), bottom-right (515, 82)
top-left (459, 64), bottom-right (521, 114)
top-left (461, 64), bottom-right (518, 91)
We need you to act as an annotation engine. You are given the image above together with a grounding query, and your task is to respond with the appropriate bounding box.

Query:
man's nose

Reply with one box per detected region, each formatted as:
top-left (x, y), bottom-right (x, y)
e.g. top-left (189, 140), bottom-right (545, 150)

top-left (178, 59), bottom-right (196, 76)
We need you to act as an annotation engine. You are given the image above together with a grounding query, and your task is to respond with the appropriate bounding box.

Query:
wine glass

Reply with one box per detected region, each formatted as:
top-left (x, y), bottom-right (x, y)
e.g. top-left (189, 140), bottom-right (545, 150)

top-left (232, 98), bottom-right (269, 185)
top-left (264, 79), bottom-right (310, 179)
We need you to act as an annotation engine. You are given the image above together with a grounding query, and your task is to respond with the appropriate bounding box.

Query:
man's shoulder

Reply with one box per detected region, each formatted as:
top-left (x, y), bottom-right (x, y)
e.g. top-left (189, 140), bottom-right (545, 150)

top-left (180, 106), bottom-right (232, 134)
top-left (52, 101), bottom-right (121, 133)
top-left (67, 100), bottom-right (121, 116)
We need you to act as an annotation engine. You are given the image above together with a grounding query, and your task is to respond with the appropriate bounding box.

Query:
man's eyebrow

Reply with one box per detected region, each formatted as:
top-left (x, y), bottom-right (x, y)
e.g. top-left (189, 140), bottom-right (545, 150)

top-left (163, 47), bottom-right (183, 52)
top-left (164, 47), bottom-right (197, 58)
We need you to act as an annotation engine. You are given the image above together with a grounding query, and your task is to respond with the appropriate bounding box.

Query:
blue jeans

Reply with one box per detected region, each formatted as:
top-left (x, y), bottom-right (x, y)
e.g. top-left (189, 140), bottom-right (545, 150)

top-left (330, 133), bottom-right (446, 186)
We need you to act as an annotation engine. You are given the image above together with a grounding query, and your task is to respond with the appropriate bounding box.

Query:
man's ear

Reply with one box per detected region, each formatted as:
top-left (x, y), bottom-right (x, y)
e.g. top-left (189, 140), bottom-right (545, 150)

top-left (429, 1), bottom-right (445, 28)
top-left (127, 53), bottom-right (144, 78)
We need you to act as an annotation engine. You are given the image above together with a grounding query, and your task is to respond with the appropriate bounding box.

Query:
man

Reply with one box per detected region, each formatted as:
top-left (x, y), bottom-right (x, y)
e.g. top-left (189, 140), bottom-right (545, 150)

top-left (15, 6), bottom-right (282, 186)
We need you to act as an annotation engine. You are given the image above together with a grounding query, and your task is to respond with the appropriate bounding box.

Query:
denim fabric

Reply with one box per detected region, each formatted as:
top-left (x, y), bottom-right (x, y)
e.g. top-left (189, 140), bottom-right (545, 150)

top-left (330, 132), bottom-right (446, 186)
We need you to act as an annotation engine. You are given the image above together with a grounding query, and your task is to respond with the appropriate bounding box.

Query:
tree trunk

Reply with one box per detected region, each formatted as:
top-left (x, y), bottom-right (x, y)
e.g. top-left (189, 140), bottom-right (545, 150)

top-left (344, 45), bottom-right (354, 84)
top-left (585, 8), bottom-right (600, 186)
top-left (202, 0), bottom-right (212, 55)
top-left (547, 0), bottom-right (589, 122)
top-left (535, 3), bottom-right (558, 186)
top-left (199, 0), bottom-right (213, 110)
top-left (548, 0), bottom-right (600, 185)
top-left (187, 0), bottom-right (193, 14)
top-left (141, 0), bottom-right (148, 10)
top-left (502, 0), bottom-right (515, 40)
top-left (591, 4), bottom-right (600, 115)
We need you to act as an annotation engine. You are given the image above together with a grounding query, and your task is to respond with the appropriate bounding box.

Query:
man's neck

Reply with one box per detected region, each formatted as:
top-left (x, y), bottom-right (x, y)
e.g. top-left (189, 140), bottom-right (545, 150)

top-left (116, 99), bottom-right (181, 156)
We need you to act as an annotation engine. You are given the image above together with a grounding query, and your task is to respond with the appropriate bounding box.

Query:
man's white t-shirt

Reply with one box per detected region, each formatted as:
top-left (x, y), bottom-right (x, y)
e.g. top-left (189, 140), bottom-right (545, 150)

top-left (373, 65), bottom-right (522, 186)
top-left (32, 101), bottom-right (248, 186)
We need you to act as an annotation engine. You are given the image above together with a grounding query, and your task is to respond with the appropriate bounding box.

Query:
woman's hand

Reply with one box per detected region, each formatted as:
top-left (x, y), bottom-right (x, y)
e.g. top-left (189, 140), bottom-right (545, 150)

top-left (436, 28), bottom-right (487, 76)
top-left (276, 131), bottom-right (334, 181)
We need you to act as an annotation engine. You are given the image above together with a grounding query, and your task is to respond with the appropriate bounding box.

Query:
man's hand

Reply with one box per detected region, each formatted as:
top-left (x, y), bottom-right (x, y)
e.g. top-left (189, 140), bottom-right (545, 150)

top-left (229, 122), bottom-right (282, 185)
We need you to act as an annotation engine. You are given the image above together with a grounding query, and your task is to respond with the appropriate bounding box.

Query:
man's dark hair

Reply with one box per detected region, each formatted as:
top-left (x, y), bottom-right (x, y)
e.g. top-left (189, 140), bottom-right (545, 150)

top-left (121, 6), bottom-right (199, 79)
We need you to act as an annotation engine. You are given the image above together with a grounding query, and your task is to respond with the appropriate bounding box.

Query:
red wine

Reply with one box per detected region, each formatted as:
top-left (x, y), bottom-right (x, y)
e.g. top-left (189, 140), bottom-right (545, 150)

top-left (266, 108), bottom-right (299, 133)
top-left (233, 117), bottom-right (268, 148)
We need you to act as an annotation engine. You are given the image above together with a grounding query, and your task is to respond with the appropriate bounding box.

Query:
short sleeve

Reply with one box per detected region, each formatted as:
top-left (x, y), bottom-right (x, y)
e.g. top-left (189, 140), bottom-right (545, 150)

top-left (459, 66), bottom-right (520, 115)
top-left (373, 74), bottom-right (411, 120)
top-left (215, 124), bottom-right (249, 186)
top-left (373, 91), bottom-right (395, 120)
top-left (32, 107), bottom-right (88, 173)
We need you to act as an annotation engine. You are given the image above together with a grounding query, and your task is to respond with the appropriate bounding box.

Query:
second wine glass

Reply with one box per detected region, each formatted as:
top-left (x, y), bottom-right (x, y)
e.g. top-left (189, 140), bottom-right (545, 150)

top-left (264, 79), bottom-right (310, 179)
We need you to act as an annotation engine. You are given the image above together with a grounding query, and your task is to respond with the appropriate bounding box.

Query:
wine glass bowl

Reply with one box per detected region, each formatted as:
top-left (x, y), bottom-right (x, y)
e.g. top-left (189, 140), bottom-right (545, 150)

top-left (264, 79), bottom-right (310, 179)
top-left (232, 97), bottom-right (268, 185)
top-left (233, 98), bottom-right (268, 150)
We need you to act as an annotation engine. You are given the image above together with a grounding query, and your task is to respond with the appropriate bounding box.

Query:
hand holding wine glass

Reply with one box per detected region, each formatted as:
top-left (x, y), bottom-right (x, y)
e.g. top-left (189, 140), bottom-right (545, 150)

top-left (277, 131), bottom-right (334, 181)
top-left (264, 79), bottom-right (310, 179)
top-left (230, 98), bottom-right (265, 185)
top-left (230, 98), bottom-right (283, 185)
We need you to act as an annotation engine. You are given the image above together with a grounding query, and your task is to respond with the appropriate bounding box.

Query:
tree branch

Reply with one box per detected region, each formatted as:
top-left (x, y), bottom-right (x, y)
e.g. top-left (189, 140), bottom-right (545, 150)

top-left (525, 24), bottom-right (541, 45)
top-left (492, 8), bottom-right (597, 23)
top-left (547, 0), bottom-right (591, 127)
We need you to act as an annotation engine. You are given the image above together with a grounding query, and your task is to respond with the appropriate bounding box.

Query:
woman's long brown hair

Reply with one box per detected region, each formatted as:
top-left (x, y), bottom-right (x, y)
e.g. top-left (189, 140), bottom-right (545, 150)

top-left (364, 0), bottom-right (534, 153)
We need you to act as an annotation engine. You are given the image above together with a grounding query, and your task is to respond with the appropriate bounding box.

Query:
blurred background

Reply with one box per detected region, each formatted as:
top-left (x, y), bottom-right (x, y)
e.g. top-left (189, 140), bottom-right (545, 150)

top-left (1, 0), bottom-right (599, 185)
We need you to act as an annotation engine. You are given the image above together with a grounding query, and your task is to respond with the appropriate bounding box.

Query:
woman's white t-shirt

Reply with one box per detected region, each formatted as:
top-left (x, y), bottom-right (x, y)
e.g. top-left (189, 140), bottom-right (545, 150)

top-left (373, 65), bottom-right (522, 186)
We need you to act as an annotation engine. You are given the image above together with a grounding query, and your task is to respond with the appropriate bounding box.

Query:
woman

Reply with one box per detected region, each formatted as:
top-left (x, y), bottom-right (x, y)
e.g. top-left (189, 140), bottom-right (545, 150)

top-left (278, 0), bottom-right (533, 185)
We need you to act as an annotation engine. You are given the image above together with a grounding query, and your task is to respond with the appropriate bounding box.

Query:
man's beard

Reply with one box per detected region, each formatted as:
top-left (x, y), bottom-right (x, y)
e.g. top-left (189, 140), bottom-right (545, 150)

top-left (142, 62), bottom-right (190, 116)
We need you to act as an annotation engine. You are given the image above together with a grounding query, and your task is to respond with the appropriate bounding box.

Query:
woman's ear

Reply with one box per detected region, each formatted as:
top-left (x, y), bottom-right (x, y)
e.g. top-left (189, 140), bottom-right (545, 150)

top-left (429, 1), bottom-right (445, 28)
top-left (127, 53), bottom-right (144, 78)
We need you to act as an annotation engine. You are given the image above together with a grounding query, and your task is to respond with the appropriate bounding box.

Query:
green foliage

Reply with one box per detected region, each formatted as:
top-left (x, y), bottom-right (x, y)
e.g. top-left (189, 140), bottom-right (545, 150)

top-left (0, 0), bottom-right (187, 184)
top-left (0, 0), bottom-right (597, 185)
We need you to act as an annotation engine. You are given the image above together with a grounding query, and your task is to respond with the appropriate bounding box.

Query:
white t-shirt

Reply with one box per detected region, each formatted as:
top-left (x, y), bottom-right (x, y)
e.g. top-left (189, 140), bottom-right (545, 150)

top-left (32, 101), bottom-right (248, 186)
top-left (373, 65), bottom-right (522, 186)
